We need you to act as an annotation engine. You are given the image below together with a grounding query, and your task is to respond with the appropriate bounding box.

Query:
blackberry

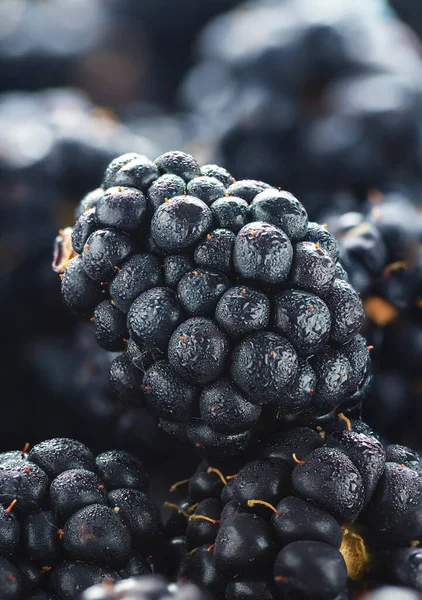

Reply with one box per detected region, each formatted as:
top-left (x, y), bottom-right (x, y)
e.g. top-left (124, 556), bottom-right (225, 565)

top-left (167, 418), bottom-right (422, 598)
top-left (59, 151), bottom-right (369, 454)
top-left (80, 575), bottom-right (213, 599)
top-left (0, 438), bottom-right (161, 599)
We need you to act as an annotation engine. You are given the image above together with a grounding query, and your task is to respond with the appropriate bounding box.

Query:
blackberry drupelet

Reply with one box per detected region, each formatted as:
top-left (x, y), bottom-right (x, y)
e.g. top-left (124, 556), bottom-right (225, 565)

top-left (58, 150), bottom-right (369, 455)
top-left (0, 438), bottom-right (161, 599)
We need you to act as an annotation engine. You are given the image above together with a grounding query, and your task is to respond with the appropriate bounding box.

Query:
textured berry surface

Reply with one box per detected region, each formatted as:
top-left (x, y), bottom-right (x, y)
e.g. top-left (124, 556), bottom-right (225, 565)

top-left (0, 438), bottom-right (161, 599)
top-left (59, 150), bottom-right (369, 454)
top-left (164, 418), bottom-right (422, 599)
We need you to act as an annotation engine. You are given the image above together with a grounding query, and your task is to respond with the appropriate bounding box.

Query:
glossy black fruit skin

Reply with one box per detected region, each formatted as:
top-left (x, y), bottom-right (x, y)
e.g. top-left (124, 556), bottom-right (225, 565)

top-left (292, 446), bottom-right (365, 522)
top-left (164, 255), bottom-right (195, 289)
top-left (151, 196), bottom-right (214, 252)
top-left (210, 196), bottom-right (250, 233)
top-left (28, 438), bottom-right (96, 479)
top-left (251, 189), bottom-right (308, 242)
top-left (127, 287), bottom-right (183, 352)
top-left (325, 279), bottom-right (365, 345)
top-left (168, 318), bottom-right (229, 385)
top-left (96, 186), bottom-right (148, 233)
top-left (75, 188), bottom-right (104, 220)
top-left (274, 541), bottom-right (348, 599)
top-left (363, 462), bottom-right (422, 541)
top-left (201, 164), bottom-right (234, 187)
top-left (0, 557), bottom-right (22, 600)
top-left (226, 180), bottom-right (272, 203)
top-left (327, 430), bottom-right (385, 507)
top-left (271, 358), bottom-right (316, 415)
top-left (214, 513), bottom-right (276, 572)
top-left (113, 157), bottom-right (159, 192)
top-left (49, 469), bottom-right (108, 521)
top-left (82, 229), bottom-right (134, 283)
top-left (102, 153), bottom-right (146, 189)
top-left (187, 176), bottom-right (226, 205)
top-left (72, 208), bottom-right (97, 254)
top-left (147, 174), bottom-right (186, 212)
top-left (215, 286), bottom-right (270, 337)
top-left (194, 229), bottom-right (236, 274)
top-left (290, 241), bottom-right (335, 297)
top-left (262, 427), bottom-right (322, 465)
top-left (109, 354), bottom-right (144, 408)
top-left (61, 257), bottom-right (103, 317)
top-left (0, 507), bottom-right (19, 558)
top-left (271, 496), bottom-right (342, 547)
top-left (23, 510), bottom-right (59, 566)
top-left (233, 222), bottom-right (293, 285)
top-left (107, 489), bottom-right (160, 550)
top-left (50, 561), bottom-right (120, 600)
top-left (304, 223), bottom-right (339, 262)
top-left (273, 290), bottom-right (331, 357)
top-left (95, 450), bottom-right (147, 492)
top-left (177, 269), bottom-right (231, 317)
top-left (63, 504), bottom-right (132, 568)
top-left (143, 361), bottom-right (198, 422)
top-left (109, 253), bottom-right (163, 313)
top-left (0, 462), bottom-right (49, 511)
top-left (199, 379), bottom-right (261, 434)
top-left (231, 331), bottom-right (298, 404)
top-left (93, 300), bottom-right (128, 351)
top-left (155, 151), bottom-right (201, 181)
top-left (310, 348), bottom-right (352, 412)
top-left (231, 458), bottom-right (291, 509)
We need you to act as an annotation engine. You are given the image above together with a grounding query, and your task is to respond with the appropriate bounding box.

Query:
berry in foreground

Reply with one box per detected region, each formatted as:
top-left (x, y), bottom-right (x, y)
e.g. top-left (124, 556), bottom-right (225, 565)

top-left (0, 438), bottom-right (161, 599)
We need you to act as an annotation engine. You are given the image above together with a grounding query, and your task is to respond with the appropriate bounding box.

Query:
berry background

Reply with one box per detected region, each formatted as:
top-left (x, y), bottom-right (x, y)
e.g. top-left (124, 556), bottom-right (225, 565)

top-left (2, 0), bottom-right (422, 522)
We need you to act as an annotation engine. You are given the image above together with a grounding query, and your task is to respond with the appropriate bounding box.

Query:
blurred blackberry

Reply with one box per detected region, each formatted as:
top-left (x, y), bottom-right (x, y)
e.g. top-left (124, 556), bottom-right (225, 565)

top-left (328, 192), bottom-right (422, 446)
top-left (0, 438), bottom-right (163, 599)
top-left (180, 0), bottom-right (422, 217)
top-left (59, 150), bottom-right (369, 456)
top-left (164, 417), bottom-right (422, 599)
top-left (80, 574), bottom-right (213, 599)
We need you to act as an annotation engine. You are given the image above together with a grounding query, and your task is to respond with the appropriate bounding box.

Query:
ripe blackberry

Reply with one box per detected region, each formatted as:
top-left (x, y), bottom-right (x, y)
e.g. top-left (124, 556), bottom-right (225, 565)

top-left (80, 575), bottom-right (213, 599)
top-left (59, 150), bottom-right (369, 454)
top-left (166, 418), bottom-right (422, 598)
top-left (0, 438), bottom-right (161, 599)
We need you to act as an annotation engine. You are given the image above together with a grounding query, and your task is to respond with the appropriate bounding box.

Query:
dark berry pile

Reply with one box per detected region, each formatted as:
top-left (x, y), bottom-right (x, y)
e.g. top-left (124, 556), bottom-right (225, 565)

top-left (0, 438), bottom-right (162, 600)
top-left (327, 192), bottom-right (422, 445)
top-left (180, 0), bottom-right (422, 215)
top-left (58, 150), bottom-right (369, 456)
top-left (165, 416), bottom-right (422, 599)
top-left (80, 574), bottom-right (212, 600)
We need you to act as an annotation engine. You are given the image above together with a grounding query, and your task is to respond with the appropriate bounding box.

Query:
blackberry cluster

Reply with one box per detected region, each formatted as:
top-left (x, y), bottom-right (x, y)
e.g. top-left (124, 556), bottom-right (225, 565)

top-left (80, 575), bottom-right (212, 600)
top-left (59, 150), bottom-right (369, 455)
top-left (0, 438), bottom-right (162, 600)
top-left (180, 0), bottom-right (422, 214)
top-left (165, 416), bottom-right (422, 599)
top-left (327, 193), bottom-right (422, 445)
